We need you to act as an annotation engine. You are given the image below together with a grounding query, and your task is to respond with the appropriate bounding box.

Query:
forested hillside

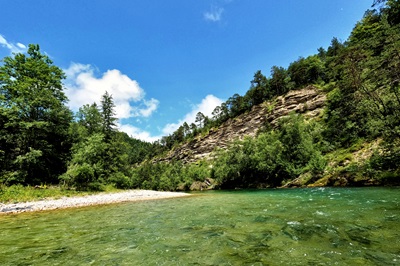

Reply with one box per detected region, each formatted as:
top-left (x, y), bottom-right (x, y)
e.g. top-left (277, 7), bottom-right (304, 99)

top-left (1, 0), bottom-right (399, 191)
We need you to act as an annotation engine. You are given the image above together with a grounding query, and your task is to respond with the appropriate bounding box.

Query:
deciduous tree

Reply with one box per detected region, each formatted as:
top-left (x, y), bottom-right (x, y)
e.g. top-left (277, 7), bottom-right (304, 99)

top-left (0, 44), bottom-right (72, 184)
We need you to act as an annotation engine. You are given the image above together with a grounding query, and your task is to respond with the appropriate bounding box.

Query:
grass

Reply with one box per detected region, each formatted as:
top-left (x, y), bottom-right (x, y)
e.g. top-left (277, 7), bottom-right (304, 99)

top-left (0, 184), bottom-right (122, 204)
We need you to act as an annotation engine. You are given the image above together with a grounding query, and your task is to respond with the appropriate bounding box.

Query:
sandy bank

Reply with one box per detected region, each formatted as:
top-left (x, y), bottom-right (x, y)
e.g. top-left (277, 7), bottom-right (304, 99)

top-left (0, 190), bottom-right (190, 215)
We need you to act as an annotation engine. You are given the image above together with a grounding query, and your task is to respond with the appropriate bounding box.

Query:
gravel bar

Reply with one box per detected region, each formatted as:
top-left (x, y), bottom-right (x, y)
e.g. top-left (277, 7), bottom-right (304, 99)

top-left (0, 190), bottom-right (190, 214)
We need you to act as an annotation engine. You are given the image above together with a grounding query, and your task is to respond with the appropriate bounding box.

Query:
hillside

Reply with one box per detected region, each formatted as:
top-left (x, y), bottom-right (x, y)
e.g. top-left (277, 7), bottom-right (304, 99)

top-left (1, 1), bottom-right (398, 191)
top-left (160, 86), bottom-right (326, 164)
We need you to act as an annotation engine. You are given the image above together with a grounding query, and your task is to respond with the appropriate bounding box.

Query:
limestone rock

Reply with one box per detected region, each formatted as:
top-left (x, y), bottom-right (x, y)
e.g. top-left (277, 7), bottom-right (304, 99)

top-left (160, 86), bottom-right (326, 164)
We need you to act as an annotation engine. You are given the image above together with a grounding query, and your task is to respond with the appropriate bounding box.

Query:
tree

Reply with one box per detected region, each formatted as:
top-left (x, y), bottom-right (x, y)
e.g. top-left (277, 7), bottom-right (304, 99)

top-left (100, 91), bottom-right (117, 141)
top-left (373, 0), bottom-right (400, 25)
top-left (212, 114), bottom-right (326, 188)
top-left (212, 106), bottom-right (223, 123)
top-left (173, 125), bottom-right (185, 143)
top-left (119, 131), bottom-right (154, 165)
top-left (386, 0), bottom-right (400, 25)
top-left (373, 0), bottom-right (386, 6)
top-left (226, 94), bottom-right (245, 117)
top-left (211, 103), bottom-right (229, 124)
top-left (60, 133), bottom-right (108, 190)
top-left (348, 7), bottom-right (400, 137)
top-left (270, 66), bottom-right (290, 95)
top-left (325, 37), bottom-right (346, 82)
top-left (195, 112), bottom-right (206, 128)
top-left (317, 47), bottom-right (327, 60)
top-left (245, 70), bottom-right (270, 107)
top-left (324, 6), bottom-right (400, 146)
top-left (190, 123), bottom-right (197, 135)
top-left (77, 103), bottom-right (102, 136)
top-left (287, 55), bottom-right (325, 87)
top-left (0, 44), bottom-right (72, 185)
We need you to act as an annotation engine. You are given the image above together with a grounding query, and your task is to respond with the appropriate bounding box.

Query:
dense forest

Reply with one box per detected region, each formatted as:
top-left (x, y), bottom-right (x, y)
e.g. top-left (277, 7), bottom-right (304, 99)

top-left (1, 0), bottom-right (399, 191)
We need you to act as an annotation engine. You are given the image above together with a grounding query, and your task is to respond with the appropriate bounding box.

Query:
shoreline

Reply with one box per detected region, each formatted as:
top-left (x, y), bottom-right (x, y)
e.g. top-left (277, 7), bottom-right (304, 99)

top-left (0, 190), bottom-right (191, 215)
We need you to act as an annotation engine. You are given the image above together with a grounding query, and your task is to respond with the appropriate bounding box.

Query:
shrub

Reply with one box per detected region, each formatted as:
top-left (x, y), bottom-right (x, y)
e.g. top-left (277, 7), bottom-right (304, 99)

top-left (109, 172), bottom-right (132, 189)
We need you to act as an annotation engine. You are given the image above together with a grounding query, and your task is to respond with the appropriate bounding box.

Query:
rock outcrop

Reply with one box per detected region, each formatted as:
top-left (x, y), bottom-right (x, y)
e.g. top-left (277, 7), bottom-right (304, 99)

top-left (161, 86), bottom-right (326, 164)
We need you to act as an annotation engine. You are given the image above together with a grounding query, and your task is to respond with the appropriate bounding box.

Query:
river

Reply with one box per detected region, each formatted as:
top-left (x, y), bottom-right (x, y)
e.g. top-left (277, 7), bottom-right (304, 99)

top-left (0, 187), bottom-right (399, 265)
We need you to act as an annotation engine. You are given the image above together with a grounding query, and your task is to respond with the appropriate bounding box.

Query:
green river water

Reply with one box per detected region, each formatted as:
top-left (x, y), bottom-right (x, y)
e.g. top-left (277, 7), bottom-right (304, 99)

top-left (0, 187), bottom-right (399, 265)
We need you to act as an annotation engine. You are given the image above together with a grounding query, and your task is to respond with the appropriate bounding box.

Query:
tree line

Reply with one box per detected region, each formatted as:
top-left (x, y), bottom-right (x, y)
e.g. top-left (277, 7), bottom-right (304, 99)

top-left (131, 0), bottom-right (400, 189)
top-left (0, 45), bottom-right (155, 189)
top-left (1, 0), bottom-right (399, 190)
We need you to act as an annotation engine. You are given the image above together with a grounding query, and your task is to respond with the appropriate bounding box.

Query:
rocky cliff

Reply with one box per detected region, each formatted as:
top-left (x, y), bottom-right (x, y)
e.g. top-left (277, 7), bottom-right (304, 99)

top-left (162, 86), bottom-right (326, 164)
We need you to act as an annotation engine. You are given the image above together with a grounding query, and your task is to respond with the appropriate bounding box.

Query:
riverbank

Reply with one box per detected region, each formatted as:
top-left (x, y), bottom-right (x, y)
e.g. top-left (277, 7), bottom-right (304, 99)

top-left (0, 190), bottom-right (190, 215)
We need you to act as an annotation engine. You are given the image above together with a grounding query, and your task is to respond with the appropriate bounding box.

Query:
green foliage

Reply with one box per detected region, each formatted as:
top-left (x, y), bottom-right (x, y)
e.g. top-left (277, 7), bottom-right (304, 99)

top-left (130, 160), bottom-right (214, 191)
top-left (76, 103), bottom-right (103, 136)
top-left (270, 66), bottom-right (290, 95)
top-left (245, 70), bottom-right (270, 107)
top-left (60, 91), bottom-right (148, 191)
top-left (109, 172), bottom-right (132, 189)
top-left (62, 163), bottom-right (96, 191)
top-left (212, 114), bottom-right (326, 188)
top-left (0, 44), bottom-right (73, 185)
top-left (287, 55), bottom-right (326, 87)
top-left (61, 1), bottom-right (400, 191)
top-left (212, 137), bottom-right (260, 188)
top-left (324, 4), bottom-right (400, 148)
top-left (184, 161), bottom-right (211, 182)
top-left (366, 139), bottom-right (400, 185)
top-left (2, 1), bottom-right (400, 192)
top-left (132, 161), bottom-right (182, 191)
top-left (62, 126), bottom-right (134, 190)
top-left (0, 184), bottom-right (94, 204)
top-left (118, 132), bottom-right (155, 165)
top-left (159, 161), bottom-right (186, 191)
top-left (100, 91), bottom-right (117, 141)
top-left (61, 133), bottom-right (107, 190)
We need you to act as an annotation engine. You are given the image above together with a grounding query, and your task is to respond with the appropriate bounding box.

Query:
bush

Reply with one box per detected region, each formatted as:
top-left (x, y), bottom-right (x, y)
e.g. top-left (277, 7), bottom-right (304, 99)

top-left (184, 161), bottom-right (210, 182)
top-left (60, 163), bottom-right (100, 191)
top-left (212, 114), bottom-right (327, 188)
top-left (109, 172), bottom-right (132, 189)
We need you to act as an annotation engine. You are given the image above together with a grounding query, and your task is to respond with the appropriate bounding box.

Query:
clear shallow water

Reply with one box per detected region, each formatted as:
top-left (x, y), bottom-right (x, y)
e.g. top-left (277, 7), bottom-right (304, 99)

top-left (0, 188), bottom-right (399, 265)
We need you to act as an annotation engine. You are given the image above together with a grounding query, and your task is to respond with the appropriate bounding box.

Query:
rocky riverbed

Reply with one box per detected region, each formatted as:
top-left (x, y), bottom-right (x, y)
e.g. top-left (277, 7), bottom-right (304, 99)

top-left (0, 190), bottom-right (190, 214)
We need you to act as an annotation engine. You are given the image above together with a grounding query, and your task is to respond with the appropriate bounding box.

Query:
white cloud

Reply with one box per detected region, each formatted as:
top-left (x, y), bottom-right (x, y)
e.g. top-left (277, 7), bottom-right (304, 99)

top-left (0, 34), bottom-right (27, 54)
top-left (16, 43), bottom-right (26, 49)
top-left (64, 63), bottom-right (222, 142)
top-left (64, 63), bottom-right (160, 142)
top-left (162, 94), bottom-right (223, 135)
top-left (136, 98), bottom-right (160, 117)
top-left (204, 6), bottom-right (224, 22)
top-left (64, 62), bottom-right (158, 120)
top-left (118, 123), bottom-right (161, 143)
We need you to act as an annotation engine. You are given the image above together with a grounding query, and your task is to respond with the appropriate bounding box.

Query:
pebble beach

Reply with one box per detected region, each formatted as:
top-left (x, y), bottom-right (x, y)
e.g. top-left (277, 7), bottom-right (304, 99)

top-left (0, 190), bottom-right (190, 214)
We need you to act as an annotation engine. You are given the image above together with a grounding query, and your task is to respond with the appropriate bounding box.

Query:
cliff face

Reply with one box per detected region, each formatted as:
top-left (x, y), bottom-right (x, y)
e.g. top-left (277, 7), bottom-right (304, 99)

top-left (162, 86), bottom-right (326, 164)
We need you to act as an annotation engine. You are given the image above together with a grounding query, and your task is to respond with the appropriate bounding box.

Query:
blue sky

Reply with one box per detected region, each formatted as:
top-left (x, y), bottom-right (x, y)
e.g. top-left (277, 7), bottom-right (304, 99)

top-left (1, 0), bottom-right (372, 142)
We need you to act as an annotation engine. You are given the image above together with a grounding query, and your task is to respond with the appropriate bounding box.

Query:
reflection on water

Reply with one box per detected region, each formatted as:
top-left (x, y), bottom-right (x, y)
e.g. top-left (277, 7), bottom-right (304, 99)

top-left (0, 187), bottom-right (399, 265)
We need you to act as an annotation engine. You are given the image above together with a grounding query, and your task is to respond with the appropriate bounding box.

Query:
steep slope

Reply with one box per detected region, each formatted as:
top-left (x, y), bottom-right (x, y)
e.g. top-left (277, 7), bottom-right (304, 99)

top-left (161, 86), bottom-right (326, 164)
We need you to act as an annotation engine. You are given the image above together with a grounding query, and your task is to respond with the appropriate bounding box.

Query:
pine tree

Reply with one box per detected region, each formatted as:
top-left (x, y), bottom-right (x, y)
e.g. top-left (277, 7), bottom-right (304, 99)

top-left (100, 91), bottom-right (117, 141)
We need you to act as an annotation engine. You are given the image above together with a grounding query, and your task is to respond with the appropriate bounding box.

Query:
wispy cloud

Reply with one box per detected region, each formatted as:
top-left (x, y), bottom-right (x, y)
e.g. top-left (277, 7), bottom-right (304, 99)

top-left (0, 34), bottom-right (27, 54)
top-left (162, 94), bottom-right (223, 135)
top-left (204, 5), bottom-right (224, 22)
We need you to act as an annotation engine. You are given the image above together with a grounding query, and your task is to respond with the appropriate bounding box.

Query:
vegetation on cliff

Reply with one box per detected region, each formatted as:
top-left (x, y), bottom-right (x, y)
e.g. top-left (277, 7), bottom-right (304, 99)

top-left (1, 0), bottom-right (399, 191)
top-left (130, 0), bottom-right (400, 189)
